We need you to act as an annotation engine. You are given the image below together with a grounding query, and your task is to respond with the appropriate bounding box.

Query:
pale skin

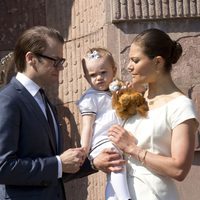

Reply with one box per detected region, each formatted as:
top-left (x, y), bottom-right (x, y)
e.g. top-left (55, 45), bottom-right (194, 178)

top-left (107, 43), bottom-right (199, 181)
top-left (81, 115), bottom-right (95, 155)
top-left (25, 38), bottom-right (85, 173)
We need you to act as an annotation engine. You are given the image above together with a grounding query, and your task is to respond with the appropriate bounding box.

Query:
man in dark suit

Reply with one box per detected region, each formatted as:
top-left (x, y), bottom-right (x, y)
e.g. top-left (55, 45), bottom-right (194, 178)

top-left (0, 26), bottom-right (92, 200)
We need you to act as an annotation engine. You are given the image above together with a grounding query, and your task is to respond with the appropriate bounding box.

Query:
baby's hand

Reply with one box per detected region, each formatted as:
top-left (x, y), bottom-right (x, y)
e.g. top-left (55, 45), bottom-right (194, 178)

top-left (109, 79), bottom-right (126, 92)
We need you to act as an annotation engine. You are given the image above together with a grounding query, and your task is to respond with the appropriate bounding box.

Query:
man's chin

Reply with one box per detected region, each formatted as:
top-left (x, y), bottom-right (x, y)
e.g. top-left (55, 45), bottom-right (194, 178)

top-left (43, 78), bottom-right (58, 88)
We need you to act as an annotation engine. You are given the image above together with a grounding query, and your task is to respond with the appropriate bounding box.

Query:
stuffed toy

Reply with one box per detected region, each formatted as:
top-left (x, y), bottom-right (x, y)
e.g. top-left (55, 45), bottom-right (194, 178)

top-left (109, 79), bottom-right (149, 120)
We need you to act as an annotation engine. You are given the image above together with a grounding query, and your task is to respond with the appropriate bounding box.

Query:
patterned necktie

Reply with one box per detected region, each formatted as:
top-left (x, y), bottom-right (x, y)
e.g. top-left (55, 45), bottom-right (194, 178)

top-left (39, 89), bottom-right (57, 147)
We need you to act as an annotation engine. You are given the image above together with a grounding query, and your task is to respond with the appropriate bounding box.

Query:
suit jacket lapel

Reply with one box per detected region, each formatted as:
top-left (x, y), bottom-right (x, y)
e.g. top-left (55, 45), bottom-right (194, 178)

top-left (11, 78), bottom-right (57, 154)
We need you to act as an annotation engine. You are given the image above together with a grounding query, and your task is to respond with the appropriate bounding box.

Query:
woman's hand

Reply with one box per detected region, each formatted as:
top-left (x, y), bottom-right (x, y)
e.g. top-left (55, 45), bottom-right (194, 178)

top-left (93, 148), bottom-right (126, 173)
top-left (108, 125), bottom-right (137, 155)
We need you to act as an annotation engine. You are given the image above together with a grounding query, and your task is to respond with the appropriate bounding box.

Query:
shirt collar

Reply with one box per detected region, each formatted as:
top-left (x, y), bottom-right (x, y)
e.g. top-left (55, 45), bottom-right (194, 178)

top-left (16, 72), bottom-right (40, 97)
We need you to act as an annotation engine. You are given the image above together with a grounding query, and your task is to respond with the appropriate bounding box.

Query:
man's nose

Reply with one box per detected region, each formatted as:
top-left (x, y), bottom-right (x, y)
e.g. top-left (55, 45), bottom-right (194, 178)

top-left (57, 64), bottom-right (64, 71)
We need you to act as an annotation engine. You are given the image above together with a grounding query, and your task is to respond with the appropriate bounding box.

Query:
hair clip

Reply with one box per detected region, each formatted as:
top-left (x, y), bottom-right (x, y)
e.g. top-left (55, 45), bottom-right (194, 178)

top-left (87, 50), bottom-right (100, 59)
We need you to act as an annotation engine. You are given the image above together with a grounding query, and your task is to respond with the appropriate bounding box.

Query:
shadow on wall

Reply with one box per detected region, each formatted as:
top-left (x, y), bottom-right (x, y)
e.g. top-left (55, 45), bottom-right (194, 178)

top-left (57, 104), bottom-right (92, 200)
top-left (57, 104), bottom-right (81, 150)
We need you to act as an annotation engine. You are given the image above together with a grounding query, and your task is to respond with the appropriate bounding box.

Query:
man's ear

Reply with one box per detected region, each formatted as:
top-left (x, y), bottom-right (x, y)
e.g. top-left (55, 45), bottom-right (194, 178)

top-left (25, 51), bottom-right (37, 66)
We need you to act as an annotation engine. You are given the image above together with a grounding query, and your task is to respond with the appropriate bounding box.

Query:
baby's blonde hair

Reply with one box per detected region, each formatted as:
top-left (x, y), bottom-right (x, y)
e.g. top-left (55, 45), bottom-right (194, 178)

top-left (82, 47), bottom-right (116, 75)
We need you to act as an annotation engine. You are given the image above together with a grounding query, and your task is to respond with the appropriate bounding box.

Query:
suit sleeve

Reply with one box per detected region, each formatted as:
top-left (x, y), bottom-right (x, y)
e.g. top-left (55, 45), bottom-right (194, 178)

top-left (62, 158), bottom-right (97, 182)
top-left (0, 93), bottom-right (58, 186)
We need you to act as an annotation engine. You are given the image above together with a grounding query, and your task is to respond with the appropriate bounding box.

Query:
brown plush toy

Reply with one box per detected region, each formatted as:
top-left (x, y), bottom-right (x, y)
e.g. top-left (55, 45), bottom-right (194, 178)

top-left (109, 79), bottom-right (149, 120)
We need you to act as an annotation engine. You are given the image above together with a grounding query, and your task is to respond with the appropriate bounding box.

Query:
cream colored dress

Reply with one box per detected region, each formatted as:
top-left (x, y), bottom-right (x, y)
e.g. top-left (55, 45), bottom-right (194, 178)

top-left (124, 95), bottom-right (198, 200)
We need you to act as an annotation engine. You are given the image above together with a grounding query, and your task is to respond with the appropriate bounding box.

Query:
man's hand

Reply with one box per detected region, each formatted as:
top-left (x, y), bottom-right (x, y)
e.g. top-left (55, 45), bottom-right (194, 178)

top-left (93, 148), bottom-right (126, 173)
top-left (60, 148), bottom-right (85, 173)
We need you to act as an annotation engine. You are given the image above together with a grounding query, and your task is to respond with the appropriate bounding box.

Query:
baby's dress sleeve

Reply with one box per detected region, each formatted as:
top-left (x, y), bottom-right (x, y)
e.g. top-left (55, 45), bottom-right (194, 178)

top-left (76, 93), bottom-right (97, 116)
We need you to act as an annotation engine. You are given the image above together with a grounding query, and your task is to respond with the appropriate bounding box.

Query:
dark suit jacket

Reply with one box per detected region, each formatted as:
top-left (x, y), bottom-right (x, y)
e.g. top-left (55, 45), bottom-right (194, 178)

top-left (0, 78), bottom-right (96, 200)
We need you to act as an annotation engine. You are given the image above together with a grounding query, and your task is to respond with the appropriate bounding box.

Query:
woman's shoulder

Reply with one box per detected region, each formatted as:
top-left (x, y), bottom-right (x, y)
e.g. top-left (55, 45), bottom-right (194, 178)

top-left (147, 92), bottom-right (191, 111)
top-left (167, 94), bottom-right (199, 128)
top-left (167, 94), bottom-right (193, 107)
top-left (167, 94), bottom-right (197, 116)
